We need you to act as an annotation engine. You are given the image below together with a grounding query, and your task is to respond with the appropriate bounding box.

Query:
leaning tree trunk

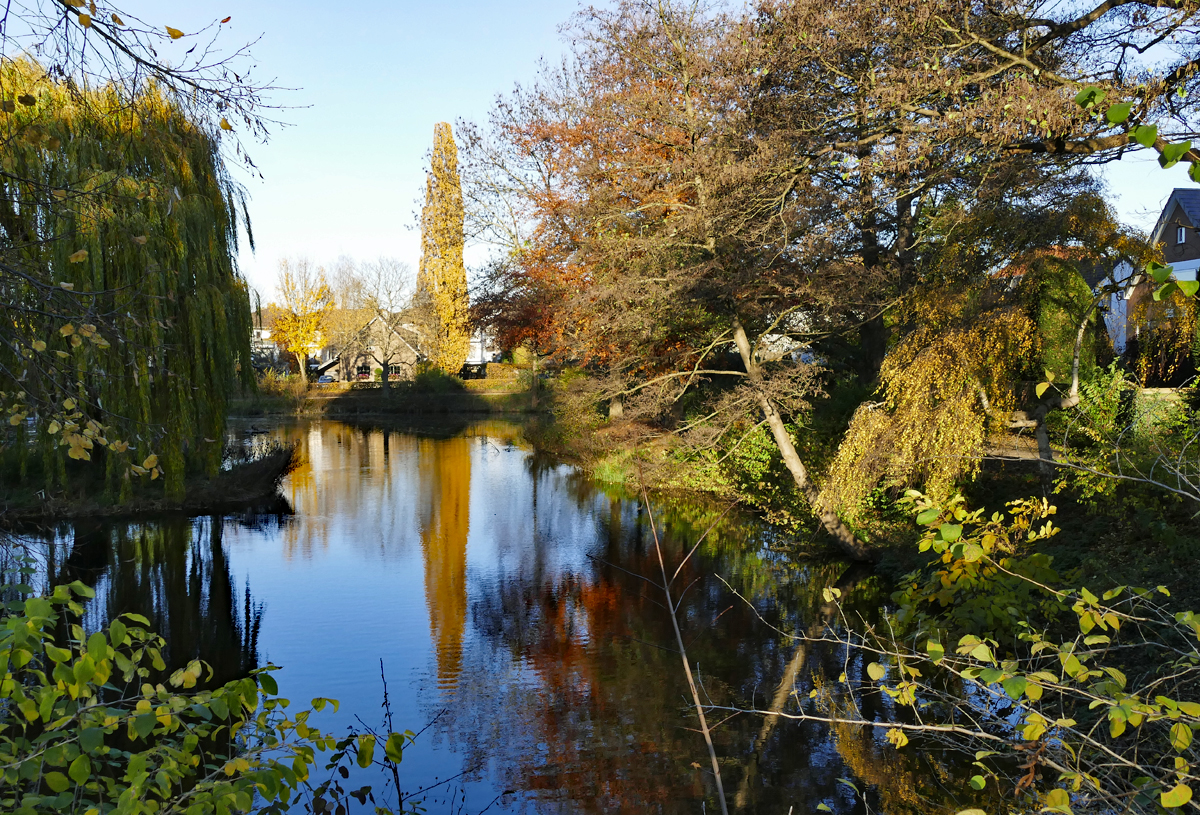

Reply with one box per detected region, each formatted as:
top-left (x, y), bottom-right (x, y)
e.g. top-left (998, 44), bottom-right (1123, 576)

top-left (732, 318), bottom-right (875, 562)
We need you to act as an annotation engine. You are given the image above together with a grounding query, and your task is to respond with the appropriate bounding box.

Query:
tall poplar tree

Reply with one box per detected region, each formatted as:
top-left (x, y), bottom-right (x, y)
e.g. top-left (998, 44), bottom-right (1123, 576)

top-left (417, 122), bottom-right (470, 373)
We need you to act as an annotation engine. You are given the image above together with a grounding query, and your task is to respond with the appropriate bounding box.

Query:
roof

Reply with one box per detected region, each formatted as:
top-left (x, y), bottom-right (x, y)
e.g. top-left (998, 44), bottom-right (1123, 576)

top-left (1151, 188), bottom-right (1200, 244)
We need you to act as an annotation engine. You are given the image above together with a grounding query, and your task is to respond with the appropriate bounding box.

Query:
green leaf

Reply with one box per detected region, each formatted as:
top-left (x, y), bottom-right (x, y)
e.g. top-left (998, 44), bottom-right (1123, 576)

top-left (79, 727), bottom-right (104, 753)
top-left (1147, 260), bottom-right (1174, 284)
top-left (1133, 124), bottom-right (1158, 148)
top-left (969, 775), bottom-right (986, 791)
top-left (1162, 783), bottom-right (1193, 809)
top-left (44, 771), bottom-right (70, 793)
top-left (817, 805), bottom-right (832, 813)
top-left (1190, 161), bottom-right (1200, 183)
top-left (68, 754), bottom-right (91, 785)
top-left (1160, 140), bottom-right (1193, 169)
top-left (1155, 282), bottom-right (1178, 302)
top-left (939, 523), bottom-right (962, 542)
top-left (1074, 86), bottom-right (1105, 108)
top-left (1178, 280), bottom-right (1199, 298)
top-left (109, 619), bottom-right (127, 646)
top-left (915, 508), bottom-right (940, 525)
top-left (133, 713), bottom-right (157, 740)
top-left (926, 639), bottom-right (944, 664)
top-left (1179, 702), bottom-right (1200, 717)
top-left (1106, 102), bottom-right (1132, 124)
top-left (259, 672), bottom-right (278, 696)
top-left (45, 644), bottom-right (71, 663)
top-left (87, 632), bottom-right (107, 662)
top-left (384, 732), bottom-right (405, 764)
top-left (962, 542), bottom-right (984, 563)
top-left (1171, 722), bottom-right (1193, 751)
top-left (1002, 676), bottom-right (1028, 699)
top-left (867, 662), bottom-right (886, 681)
top-left (357, 734), bottom-right (376, 768)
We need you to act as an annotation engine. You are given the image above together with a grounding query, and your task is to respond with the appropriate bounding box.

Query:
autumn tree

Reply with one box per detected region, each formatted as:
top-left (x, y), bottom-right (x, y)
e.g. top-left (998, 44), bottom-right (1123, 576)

top-left (344, 257), bottom-right (416, 392)
top-left (271, 258), bottom-right (333, 384)
top-left (463, 0), bottom-right (1200, 557)
top-left (416, 123), bottom-right (470, 374)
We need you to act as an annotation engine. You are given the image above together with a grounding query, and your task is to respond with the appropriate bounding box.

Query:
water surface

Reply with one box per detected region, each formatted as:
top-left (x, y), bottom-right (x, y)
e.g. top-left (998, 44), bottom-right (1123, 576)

top-left (14, 418), bottom-right (956, 814)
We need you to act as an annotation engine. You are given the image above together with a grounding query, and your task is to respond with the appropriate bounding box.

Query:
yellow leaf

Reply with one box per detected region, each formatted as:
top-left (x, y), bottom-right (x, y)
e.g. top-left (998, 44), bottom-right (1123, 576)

top-left (62, 0), bottom-right (83, 6)
top-left (220, 118), bottom-right (233, 131)
top-left (78, 13), bottom-right (91, 27)
top-left (55, 350), bottom-right (70, 359)
top-left (1036, 382), bottom-right (1050, 399)
top-left (32, 340), bottom-right (46, 352)
top-left (142, 454), bottom-right (158, 469)
top-left (59, 281), bottom-right (74, 290)
top-left (88, 0), bottom-right (96, 13)
top-left (1162, 783), bottom-right (1192, 809)
top-left (166, 26), bottom-right (185, 39)
top-left (63, 398), bottom-right (76, 409)
top-left (68, 249), bottom-right (88, 263)
top-left (150, 468), bottom-right (160, 480)
top-left (133, 235), bottom-right (148, 245)
top-left (9, 414), bottom-right (22, 426)
top-left (47, 421), bottom-right (60, 435)
top-left (68, 446), bottom-right (90, 461)
top-left (111, 13), bottom-right (123, 25)
top-left (59, 324), bottom-right (75, 336)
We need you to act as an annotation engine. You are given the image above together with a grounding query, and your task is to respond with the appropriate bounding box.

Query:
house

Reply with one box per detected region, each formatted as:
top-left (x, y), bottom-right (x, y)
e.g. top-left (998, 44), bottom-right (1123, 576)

top-left (316, 315), bottom-right (424, 382)
top-left (1107, 188), bottom-right (1200, 354)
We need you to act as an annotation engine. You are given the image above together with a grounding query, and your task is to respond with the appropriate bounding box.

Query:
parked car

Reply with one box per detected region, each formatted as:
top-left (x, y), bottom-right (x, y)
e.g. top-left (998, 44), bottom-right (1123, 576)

top-left (317, 375), bottom-right (334, 384)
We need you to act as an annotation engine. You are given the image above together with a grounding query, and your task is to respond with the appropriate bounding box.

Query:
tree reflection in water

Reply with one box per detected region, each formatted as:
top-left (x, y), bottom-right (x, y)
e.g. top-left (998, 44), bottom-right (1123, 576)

top-left (418, 436), bottom-right (471, 689)
top-left (4, 515), bottom-right (267, 687)
top-left (0, 420), bottom-right (961, 813)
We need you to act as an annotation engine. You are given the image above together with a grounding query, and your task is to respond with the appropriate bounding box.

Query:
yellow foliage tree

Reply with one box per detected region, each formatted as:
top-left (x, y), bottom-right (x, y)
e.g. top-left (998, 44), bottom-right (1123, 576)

top-left (417, 122), bottom-right (470, 373)
top-left (271, 258), bottom-right (333, 384)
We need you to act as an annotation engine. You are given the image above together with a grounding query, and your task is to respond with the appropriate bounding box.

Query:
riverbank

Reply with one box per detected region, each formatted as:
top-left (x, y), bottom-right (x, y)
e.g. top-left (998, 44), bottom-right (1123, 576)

top-left (0, 444), bottom-right (298, 524)
top-left (231, 382), bottom-right (545, 418)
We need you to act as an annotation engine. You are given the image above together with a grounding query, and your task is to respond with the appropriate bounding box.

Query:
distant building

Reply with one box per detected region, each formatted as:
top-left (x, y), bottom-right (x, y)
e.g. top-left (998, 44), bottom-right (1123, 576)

top-left (315, 316), bottom-right (424, 382)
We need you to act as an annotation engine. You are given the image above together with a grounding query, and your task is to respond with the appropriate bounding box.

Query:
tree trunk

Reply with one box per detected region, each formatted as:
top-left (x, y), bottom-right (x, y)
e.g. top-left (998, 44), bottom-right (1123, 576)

top-left (380, 359), bottom-right (390, 394)
top-left (732, 318), bottom-right (874, 562)
top-left (609, 394), bottom-right (624, 420)
top-left (295, 351), bottom-right (308, 386)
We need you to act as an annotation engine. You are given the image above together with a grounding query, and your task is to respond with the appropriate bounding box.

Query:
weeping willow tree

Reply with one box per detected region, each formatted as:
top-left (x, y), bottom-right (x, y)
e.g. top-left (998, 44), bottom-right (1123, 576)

top-left (0, 59), bottom-right (254, 502)
top-left (821, 286), bottom-right (1038, 522)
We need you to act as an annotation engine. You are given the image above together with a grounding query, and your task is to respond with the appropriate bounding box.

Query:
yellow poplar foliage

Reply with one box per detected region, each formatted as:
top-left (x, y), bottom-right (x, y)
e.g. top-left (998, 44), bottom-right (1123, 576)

top-left (822, 288), bottom-right (1037, 520)
top-left (417, 122), bottom-right (470, 373)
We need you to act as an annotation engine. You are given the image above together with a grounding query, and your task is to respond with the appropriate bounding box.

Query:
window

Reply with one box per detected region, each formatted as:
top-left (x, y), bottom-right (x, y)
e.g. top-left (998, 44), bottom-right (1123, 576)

top-left (388, 364), bottom-right (402, 376)
top-left (356, 364), bottom-right (370, 376)
top-left (1179, 226), bottom-right (1188, 245)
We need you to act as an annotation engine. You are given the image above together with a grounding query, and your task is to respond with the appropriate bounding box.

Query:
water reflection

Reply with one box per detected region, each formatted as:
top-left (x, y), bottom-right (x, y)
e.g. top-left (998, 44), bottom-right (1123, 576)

top-left (419, 436), bottom-right (470, 689)
top-left (9, 419), bottom-right (941, 814)
top-left (5, 517), bottom-right (264, 685)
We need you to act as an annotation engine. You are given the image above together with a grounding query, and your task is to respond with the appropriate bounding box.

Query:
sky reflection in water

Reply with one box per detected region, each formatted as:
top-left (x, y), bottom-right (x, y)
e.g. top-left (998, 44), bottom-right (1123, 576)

top-left (30, 419), bottom-right (941, 814)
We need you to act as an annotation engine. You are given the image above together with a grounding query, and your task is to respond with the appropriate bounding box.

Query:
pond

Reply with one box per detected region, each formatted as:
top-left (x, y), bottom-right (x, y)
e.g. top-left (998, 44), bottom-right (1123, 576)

top-left (10, 418), bottom-right (943, 815)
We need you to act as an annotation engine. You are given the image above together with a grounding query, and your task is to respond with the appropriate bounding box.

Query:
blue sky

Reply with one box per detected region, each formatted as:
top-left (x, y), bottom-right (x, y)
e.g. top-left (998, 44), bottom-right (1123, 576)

top-left (128, 0), bottom-right (577, 300)
top-left (132, 2), bottom-right (1191, 301)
